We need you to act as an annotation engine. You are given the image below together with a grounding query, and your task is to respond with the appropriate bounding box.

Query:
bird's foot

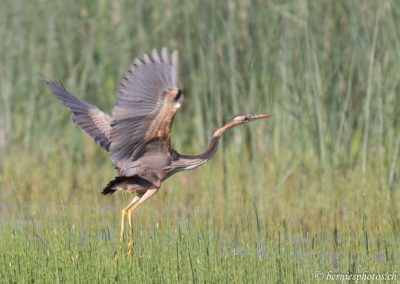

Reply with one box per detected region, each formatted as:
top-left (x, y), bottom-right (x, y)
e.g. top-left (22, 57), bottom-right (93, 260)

top-left (127, 240), bottom-right (134, 256)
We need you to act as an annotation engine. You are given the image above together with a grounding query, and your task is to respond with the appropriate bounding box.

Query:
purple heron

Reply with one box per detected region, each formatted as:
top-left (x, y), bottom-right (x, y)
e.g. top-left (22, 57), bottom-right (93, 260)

top-left (44, 48), bottom-right (269, 241)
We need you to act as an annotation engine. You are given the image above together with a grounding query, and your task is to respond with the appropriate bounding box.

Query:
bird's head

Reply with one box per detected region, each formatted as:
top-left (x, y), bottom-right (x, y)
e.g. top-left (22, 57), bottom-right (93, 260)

top-left (212, 113), bottom-right (270, 137)
top-left (213, 114), bottom-right (271, 137)
top-left (229, 114), bottom-right (271, 126)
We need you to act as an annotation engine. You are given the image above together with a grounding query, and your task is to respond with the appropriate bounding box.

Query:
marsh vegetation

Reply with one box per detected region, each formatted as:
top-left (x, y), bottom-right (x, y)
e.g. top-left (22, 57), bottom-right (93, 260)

top-left (0, 0), bottom-right (399, 282)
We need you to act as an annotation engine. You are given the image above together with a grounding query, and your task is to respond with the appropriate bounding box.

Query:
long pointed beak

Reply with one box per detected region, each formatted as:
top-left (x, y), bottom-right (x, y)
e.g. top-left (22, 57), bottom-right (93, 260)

top-left (247, 114), bottom-right (271, 121)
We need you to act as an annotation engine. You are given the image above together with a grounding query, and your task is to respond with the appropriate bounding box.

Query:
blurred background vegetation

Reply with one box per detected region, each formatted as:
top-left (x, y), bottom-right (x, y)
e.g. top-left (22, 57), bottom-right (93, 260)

top-left (1, 0), bottom-right (399, 281)
top-left (0, 0), bottom-right (399, 249)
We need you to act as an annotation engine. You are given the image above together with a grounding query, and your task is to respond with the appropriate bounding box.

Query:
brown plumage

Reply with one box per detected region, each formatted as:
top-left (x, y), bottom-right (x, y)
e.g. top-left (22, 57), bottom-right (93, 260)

top-left (44, 48), bottom-right (270, 242)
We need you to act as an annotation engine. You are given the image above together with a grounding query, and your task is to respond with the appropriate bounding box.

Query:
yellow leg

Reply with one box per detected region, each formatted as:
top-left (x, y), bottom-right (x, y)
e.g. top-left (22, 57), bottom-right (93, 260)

top-left (127, 205), bottom-right (138, 256)
top-left (120, 196), bottom-right (140, 242)
top-left (127, 188), bottom-right (160, 239)
top-left (128, 207), bottom-right (135, 236)
top-left (127, 188), bottom-right (159, 256)
top-left (120, 187), bottom-right (159, 242)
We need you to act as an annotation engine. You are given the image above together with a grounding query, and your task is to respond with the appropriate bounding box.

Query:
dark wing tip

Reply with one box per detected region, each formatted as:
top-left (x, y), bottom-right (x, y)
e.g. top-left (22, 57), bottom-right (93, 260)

top-left (41, 78), bottom-right (53, 86)
top-left (42, 79), bottom-right (65, 92)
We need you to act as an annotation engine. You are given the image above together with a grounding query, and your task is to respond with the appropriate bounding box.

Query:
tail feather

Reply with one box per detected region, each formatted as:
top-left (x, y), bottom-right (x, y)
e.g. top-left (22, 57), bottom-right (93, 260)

top-left (101, 176), bottom-right (127, 195)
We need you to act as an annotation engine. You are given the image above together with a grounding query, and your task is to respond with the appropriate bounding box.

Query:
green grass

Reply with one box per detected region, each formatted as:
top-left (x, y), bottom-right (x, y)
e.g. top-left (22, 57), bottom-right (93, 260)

top-left (0, 0), bottom-right (399, 282)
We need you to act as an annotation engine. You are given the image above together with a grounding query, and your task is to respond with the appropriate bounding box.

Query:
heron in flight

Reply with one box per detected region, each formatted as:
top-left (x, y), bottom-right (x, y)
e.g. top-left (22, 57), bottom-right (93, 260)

top-left (44, 48), bottom-right (269, 242)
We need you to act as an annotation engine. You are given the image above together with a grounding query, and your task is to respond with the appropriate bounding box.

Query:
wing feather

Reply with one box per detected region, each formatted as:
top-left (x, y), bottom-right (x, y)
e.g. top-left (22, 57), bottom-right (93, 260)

top-left (43, 80), bottom-right (112, 150)
top-left (109, 48), bottom-right (180, 173)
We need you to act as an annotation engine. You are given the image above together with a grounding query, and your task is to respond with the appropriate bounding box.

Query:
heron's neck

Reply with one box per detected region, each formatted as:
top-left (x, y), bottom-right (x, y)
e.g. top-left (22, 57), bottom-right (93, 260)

top-left (179, 136), bottom-right (221, 163)
top-left (166, 122), bottom-right (235, 175)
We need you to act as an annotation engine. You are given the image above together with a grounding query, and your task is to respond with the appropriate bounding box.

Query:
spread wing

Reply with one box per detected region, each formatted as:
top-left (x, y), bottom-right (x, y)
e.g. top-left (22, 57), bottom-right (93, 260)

top-left (43, 80), bottom-right (112, 150)
top-left (109, 48), bottom-right (180, 172)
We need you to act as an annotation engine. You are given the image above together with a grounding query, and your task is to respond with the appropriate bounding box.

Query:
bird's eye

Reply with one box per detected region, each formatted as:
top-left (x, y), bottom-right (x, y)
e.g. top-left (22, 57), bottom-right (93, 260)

top-left (175, 90), bottom-right (182, 101)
